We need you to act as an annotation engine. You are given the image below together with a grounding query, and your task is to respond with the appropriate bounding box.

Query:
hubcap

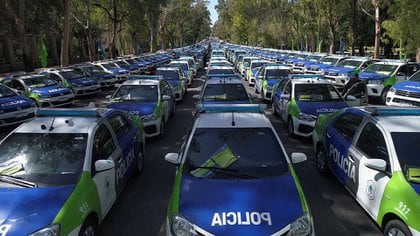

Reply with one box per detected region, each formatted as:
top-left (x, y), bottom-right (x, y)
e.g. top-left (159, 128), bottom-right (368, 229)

top-left (317, 151), bottom-right (326, 171)
top-left (82, 226), bottom-right (95, 236)
top-left (288, 120), bottom-right (293, 134)
top-left (388, 228), bottom-right (405, 236)
top-left (137, 151), bottom-right (143, 171)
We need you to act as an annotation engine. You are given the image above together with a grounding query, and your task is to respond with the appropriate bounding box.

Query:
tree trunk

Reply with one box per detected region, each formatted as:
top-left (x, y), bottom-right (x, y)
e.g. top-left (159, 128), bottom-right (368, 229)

top-left (350, 0), bottom-right (357, 56)
top-left (329, 24), bottom-right (336, 54)
top-left (61, 0), bottom-right (71, 67)
top-left (85, 0), bottom-right (94, 62)
top-left (110, 0), bottom-right (118, 58)
top-left (149, 13), bottom-right (158, 52)
top-left (416, 48), bottom-right (420, 62)
top-left (373, 2), bottom-right (380, 59)
top-left (50, 34), bottom-right (59, 65)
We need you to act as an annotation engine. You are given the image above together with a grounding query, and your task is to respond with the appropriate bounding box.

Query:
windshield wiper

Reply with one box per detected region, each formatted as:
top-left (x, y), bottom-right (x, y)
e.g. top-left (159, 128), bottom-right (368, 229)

top-left (0, 174), bottom-right (37, 188)
top-left (190, 166), bottom-right (257, 179)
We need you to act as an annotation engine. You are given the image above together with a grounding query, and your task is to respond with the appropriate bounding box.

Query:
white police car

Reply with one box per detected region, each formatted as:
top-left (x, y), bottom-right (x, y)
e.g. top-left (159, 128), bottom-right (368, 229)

top-left (156, 67), bottom-right (187, 102)
top-left (386, 70), bottom-right (420, 107)
top-left (0, 108), bottom-right (145, 236)
top-left (107, 76), bottom-right (175, 138)
top-left (0, 84), bottom-right (36, 126)
top-left (312, 107), bottom-right (420, 236)
top-left (193, 78), bottom-right (254, 104)
top-left (165, 104), bottom-right (314, 236)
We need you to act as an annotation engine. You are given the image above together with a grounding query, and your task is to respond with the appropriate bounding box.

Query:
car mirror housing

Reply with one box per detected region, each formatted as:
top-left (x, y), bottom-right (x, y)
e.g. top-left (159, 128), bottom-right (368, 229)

top-left (291, 152), bottom-right (307, 164)
top-left (192, 94), bottom-right (200, 100)
top-left (165, 153), bottom-right (180, 165)
top-left (162, 95), bottom-right (172, 101)
top-left (364, 159), bottom-right (386, 172)
top-left (95, 159), bottom-right (115, 172)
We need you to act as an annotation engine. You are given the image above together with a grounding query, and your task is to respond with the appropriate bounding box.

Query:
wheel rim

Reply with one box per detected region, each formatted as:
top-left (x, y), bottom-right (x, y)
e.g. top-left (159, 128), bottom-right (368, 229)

top-left (387, 228), bottom-right (406, 236)
top-left (288, 119), bottom-right (294, 135)
top-left (82, 225), bottom-right (95, 236)
top-left (317, 150), bottom-right (326, 172)
top-left (160, 120), bottom-right (164, 135)
top-left (137, 151), bottom-right (144, 172)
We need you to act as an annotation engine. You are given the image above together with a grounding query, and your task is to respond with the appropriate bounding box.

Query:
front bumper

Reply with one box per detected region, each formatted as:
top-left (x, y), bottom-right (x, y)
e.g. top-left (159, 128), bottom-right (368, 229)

top-left (0, 107), bottom-right (36, 126)
top-left (324, 75), bottom-right (349, 88)
top-left (386, 90), bottom-right (420, 107)
top-left (292, 116), bottom-right (316, 138)
top-left (143, 118), bottom-right (161, 137)
top-left (73, 85), bottom-right (101, 96)
top-left (38, 94), bottom-right (75, 107)
top-left (367, 84), bottom-right (385, 97)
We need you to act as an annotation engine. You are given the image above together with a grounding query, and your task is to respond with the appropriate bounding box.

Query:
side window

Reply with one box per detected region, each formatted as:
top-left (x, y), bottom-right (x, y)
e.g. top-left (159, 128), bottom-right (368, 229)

top-left (356, 123), bottom-right (390, 171)
top-left (164, 81), bottom-right (173, 96)
top-left (92, 124), bottom-right (116, 164)
top-left (277, 79), bottom-right (288, 91)
top-left (332, 113), bottom-right (363, 140)
top-left (108, 114), bottom-right (130, 138)
top-left (160, 82), bottom-right (167, 96)
top-left (11, 80), bottom-right (24, 90)
top-left (397, 65), bottom-right (407, 76)
top-left (284, 82), bottom-right (292, 95)
top-left (408, 64), bottom-right (419, 76)
top-left (347, 82), bottom-right (367, 98)
top-left (49, 74), bottom-right (62, 83)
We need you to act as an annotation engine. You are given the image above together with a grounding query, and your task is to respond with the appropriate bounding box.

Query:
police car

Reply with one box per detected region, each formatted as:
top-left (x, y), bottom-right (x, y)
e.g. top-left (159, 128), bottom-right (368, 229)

top-left (0, 108), bottom-right (145, 236)
top-left (386, 70), bottom-right (420, 107)
top-left (254, 64), bottom-right (291, 101)
top-left (0, 84), bottom-right (36, 126)
top-left (1, 74), bottom-right (75, 108)
top-left (156, 67), bottom-right (187, 102)
top-left (40, 68), bottom-right (101, 97)
top-left (72, 64), bottom-right (117, 88)
top-left (246, 60), bottom-right (270, 86)
top-left (304, 55), bottom-right (348, 75)
top-left (164, 104), bottom-right (314, 236)
top-left (359, 60), bottom-right (420, 104)
top-left (93, 61), bottom-right (130, 82)
top-left (271, 75), bottom-right (360, 138)
top-left (193, 78), bottom-right (254, 104)
top-left (107, 76), bottom-right (175, 138)
top-left (312, 106), bottom-right (420, 236)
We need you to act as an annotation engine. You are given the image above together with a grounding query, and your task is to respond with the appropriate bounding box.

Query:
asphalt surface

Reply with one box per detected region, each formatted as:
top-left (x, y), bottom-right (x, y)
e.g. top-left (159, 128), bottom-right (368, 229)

top-left (0, 71), bottom-right (383, 236)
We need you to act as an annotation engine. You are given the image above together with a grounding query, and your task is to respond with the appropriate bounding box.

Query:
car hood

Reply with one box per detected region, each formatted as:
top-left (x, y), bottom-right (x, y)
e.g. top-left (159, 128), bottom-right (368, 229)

top-left (178, 175), bottom-right (304, 235)
top-left (92, 73), bottom-right (113, 79)
top-left (30, 85), bottom-right (71, 96)
top-left (109, 68), bottom-right (128, 74)
top-left (324, 66), bottom-right (355, 74)
top-left (0, 185), bottom-right (75, 235)
top-left (296, 101), bottom-right (348, 116)
top-left (392, 81), bottom-right (420, 92)
top-left (167, 79), bottom-right (180, 88)
top-left (359, 72), bottom-right (388, 81)
top-left (202, 100), bottom-right (250, 105)
top-left (107, 101), bottom-right (157, 116)
top-left (68, 77), bottom-right (98, 86)
top-left (0, 96), bottom-right (33, 110)
top-left (266, 79), bottom-right (279, 87)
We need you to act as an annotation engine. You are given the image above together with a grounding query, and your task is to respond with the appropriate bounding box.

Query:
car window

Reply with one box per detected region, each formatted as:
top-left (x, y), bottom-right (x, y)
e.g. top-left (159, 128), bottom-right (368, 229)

top-left (294, 84), bottom-right (342, 102)
top-left (202, 83), bottom-right (249, 101)
top-left (397, 65), bottom-right (407, 75)
top-left (356, 123), bottom-right (390, 172)
top-left (284, 81), bottom-right (292, 94)
top-left (408, 64), bottom-right (419, 76)
top-left (49, 74), bottom-right (62, 83)
top-left (347, 82), bottom-right (367, 98)
top-left (92, 124), bottom-right (116, 165)
top-left (11, 80), bottom-right (24, 90)
top-left (108, 114), bottom-right (130, 138)
top-left (332, 113), bottom-right (363, 140)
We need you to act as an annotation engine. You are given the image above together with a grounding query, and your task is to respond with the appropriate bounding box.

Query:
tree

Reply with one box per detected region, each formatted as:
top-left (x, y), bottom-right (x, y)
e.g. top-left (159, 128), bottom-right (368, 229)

top-left (359, 0), bottom-right (383, 59)
top-left (61, 0), bottom-right (71, 66)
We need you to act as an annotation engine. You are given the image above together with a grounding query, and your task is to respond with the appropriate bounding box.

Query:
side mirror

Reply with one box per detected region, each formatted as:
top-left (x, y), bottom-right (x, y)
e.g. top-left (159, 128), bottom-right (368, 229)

top-left (345, 95), bottom-right (357, 101)
top-left (364, 159), bottom-right (386, 172)
top-left (280, 94), bottom-right (290, 100)
top-left (192, 94), bottom-right (200, 100)
top-left (249, 93), bottom-right (258, 99)
top-left (105, 95), bottom-right (112, 99)
top-left (162, 95), bottom-right (172, 101)
top-left (291, 152), bottom-right (307, 164)
top-left (165, 153), bottom-right (180, 165)
top-left (95, 159), bottom-right (115, 172)
top-left (396, 72), bottom-right (406, 76)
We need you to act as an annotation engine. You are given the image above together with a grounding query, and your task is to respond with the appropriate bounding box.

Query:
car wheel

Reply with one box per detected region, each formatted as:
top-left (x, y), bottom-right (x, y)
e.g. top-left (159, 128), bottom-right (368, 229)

top-left (287, 117), bottom-right (297, 138)
top-left (79, 217), bottom-right (97, 236)
top-left (272, 103), bottom-right (279, 117)
top-left (254, 85), bottom-right (259, 94)
top-left (171, 102), bottom-right (176, 117)
top-left (135, 149), bottom-right (144, 175)
top-left (316, 146), bottom-right (329, 175)
top-left (380, 87), bottom-right (390, 104)
top-left (158, 119), bottom-right (164, 138)
top-left (384, 220), bottom-right (412, 236)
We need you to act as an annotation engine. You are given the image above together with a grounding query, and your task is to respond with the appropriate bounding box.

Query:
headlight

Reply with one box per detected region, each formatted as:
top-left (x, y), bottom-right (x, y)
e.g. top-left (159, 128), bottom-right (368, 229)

top-left (172, 214), bottom-right (195, 236)
top-left (368, 80), bottom-right (383, 85)
top-left (141, 114), bottom-right (156, 122)
top-left (287, 213), bottom-right (312, 236)
top-left (298, 112), bottom-right (316, 122)
top-left (390, 87), bottom-right (396, 92)
top-left (28, 224), bottom-right (60, 236)
top-left (339, 73), bottom-right (348, 77)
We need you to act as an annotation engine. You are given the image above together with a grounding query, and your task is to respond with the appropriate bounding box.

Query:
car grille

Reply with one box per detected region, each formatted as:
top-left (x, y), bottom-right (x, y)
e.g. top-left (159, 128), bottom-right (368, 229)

top-left (395, 89), bottom-right (420, 99)
top-left (144, 125), bottom-right (157, 134)
top-left (2, 104), bottom-right (32, 113)
top-left (298, 124), bottom-right (314, 134)
top-left (392, 98), bottom-right (420, 107)
top-left (328, 72), bottom-right (338, 76)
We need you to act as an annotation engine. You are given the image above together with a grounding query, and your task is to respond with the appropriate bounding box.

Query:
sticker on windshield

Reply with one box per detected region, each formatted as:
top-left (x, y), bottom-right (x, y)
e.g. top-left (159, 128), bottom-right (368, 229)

top-left (191, 144), bottom-right (238, 178)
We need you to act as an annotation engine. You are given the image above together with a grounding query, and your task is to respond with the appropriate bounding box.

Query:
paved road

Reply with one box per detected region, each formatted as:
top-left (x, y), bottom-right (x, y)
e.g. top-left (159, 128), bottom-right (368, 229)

top-left (0, 75), bottom-right (383, 236)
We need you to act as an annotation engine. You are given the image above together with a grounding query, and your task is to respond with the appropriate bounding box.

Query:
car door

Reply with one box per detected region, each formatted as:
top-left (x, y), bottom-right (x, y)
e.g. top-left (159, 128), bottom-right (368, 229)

top-left (279, 81), bottom-right (292, 121)
top-left (108, 113), bottom-right (139, 194)
top-left (344, 82), bottom-right (368, 106)
top-left (350, 122), bottom-right (391, 220)
top-left (160, 81), bottom-right (170, 121)
top-left (325, 112), bottom-right (364, 195)
top-left (91, 123), bottom-right (121, 217)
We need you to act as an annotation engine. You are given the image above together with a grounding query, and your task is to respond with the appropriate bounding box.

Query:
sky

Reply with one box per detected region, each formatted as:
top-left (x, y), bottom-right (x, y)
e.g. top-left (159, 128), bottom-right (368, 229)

top-left (207, 0), bottom-right (219, 26)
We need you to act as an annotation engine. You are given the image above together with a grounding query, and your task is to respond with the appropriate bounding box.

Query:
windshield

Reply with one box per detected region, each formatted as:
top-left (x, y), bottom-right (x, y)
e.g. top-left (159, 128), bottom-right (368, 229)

top-left (0, 85), bottom-right (17, 98)
top-left (0, 133), bottom-right (87, 186)
top-left (363, 64), bottom-right (397, 75)
top-left (169, 63), bottom-right (188, 71)
top-left (307, 55), bottom-right (322, 61)
top-left (113, 85), bottom-right (158, 102)
top-left (265, 69), bottom-right (290, 79)
top-left (336, 60), bottom-right (363, 68)
top-left (102, 63), bottom-right (119, 69)
top-left (202, 84), bottom-right (249, 101)
top-left (208, 69), bottom-right (235, 75)
top-left (116, 61), bottom-right (128, 67)
top-left (295, 84), bottom-right (342, 102)
top-left (410, 71), bottom-right (420, 82)
top-left (184, 128), bottom-right (289, 179)
top-left (392, 132), bottom-right (420, 182)
top-left (60, 71), bottom-right (83, 80)
top-left (156, 70), bottom-right (180, 80)
top-left (24, 76), bottom-right (58, 88)
top-left (85, 65), bottom-right (105, 73)
top-left (321, 57), bottom-right (339, 65)
top-left (251, 62), bottom-right (266, 69)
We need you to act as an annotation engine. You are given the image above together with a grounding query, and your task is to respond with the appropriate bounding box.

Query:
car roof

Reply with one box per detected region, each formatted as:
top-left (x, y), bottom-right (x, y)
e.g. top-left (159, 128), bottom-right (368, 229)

top-left (157, 67), bottom-right (179, 71)
top-left (291, 77), bottom-right (333, 85)
top-left (205, 78), bottom-right (244, 84)
top-left (14, 108), bottom-right (115, 134)
top-left (358, 107), bottom-right (420, 133)
top-left (121, 79), bottom-right (160, 86)
top-left (196, 112), bottom-right (271, 128)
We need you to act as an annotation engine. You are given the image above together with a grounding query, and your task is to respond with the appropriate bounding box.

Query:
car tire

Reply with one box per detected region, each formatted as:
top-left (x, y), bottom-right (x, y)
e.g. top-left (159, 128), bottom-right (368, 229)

top-left (272, 103), bottom-right (279, 117)
top-left (316, 146), bottom-right (329, 175)
top-left (254, 85), bottom-right (259, 94)
top-left (287, 117), bottom-right (297, 138)
top-left (135, 148), bottom-right (144, 175)
top-left (158, 119), bottom-right (164, 138)
top-left (78, 217), bottom-right (97, 236)
top-left (384, 219), bottom-right (412, 236)
top-left (380, 87), bottom-right (390, 104)
top-left (171, 102), bottom-right (176, 117)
